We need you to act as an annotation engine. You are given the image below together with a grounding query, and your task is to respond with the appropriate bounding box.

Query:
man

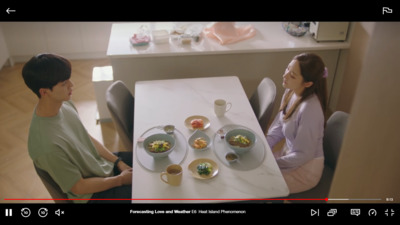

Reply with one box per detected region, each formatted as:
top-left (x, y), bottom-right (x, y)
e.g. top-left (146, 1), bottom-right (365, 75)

top-left (22, 53), bottom-right (132, 203)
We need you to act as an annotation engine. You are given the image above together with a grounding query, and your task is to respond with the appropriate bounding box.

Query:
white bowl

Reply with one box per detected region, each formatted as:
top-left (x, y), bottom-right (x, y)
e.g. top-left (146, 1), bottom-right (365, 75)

top-left (143, 133), bottom-right (175, 158)
top-left (188, 129), bottom-right (211, 151)
top-left (225, 152), bottom-right (239, 163)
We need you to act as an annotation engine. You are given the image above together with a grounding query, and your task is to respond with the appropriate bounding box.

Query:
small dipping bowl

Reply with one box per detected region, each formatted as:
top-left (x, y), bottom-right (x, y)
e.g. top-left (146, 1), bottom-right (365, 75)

top-left (225, 152), bottom-right (239, 163)
top-left (164, 125), bottom-right (175, 135)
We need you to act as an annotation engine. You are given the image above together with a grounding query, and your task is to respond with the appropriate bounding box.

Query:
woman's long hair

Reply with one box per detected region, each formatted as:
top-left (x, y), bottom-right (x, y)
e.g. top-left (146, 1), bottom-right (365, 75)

top-left (279, 53), bottom-right (328, 121)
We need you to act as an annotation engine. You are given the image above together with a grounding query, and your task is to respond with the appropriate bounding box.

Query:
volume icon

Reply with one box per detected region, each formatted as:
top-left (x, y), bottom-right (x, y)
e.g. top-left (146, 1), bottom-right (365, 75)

top-left (5, 209), bottom-right (12, 217)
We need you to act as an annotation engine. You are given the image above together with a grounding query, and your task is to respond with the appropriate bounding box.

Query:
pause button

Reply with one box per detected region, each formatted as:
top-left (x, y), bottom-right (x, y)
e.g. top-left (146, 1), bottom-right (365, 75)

top-left (5, 209), bottom-right (12, 217)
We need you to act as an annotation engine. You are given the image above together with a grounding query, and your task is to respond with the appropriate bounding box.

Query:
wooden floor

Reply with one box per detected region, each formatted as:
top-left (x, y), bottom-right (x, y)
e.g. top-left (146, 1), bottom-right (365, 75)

top-left (0, 59), bottom-right (125, 203)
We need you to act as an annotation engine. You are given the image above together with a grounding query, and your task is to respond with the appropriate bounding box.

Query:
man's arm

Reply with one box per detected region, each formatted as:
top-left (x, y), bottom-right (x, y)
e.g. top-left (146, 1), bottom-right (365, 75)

top-left (70, 168), bottom-right (132, 195)
top-left (89, 135), bottom-right (131, 171)
top-left (69, 136), bottom-right (133, 195)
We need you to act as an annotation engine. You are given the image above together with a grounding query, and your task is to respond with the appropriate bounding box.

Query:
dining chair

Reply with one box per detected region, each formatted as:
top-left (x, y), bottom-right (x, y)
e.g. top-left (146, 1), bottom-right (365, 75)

top-left (106, 80), bottom-right (134, 151)
top-left (249, 77), bottom-right (277, 134)
top-left (285, 111), bottom-right (349, 203)
top-left (34, 164), bottom-right (72, 203)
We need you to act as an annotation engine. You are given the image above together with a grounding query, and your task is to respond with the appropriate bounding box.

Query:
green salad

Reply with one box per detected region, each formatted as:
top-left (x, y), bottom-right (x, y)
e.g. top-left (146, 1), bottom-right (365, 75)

top-left (197, 162), bottom-right (213, 175)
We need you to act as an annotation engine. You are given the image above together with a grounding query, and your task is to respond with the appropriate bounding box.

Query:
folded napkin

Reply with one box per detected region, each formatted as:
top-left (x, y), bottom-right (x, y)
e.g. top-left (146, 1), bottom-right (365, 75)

top-left (203, 22), bottom-right (256, 45)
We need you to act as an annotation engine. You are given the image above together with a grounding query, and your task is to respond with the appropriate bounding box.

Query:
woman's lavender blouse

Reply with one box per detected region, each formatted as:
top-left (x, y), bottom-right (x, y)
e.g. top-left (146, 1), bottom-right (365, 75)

top-left (266, 92), bottom-right (324, 171)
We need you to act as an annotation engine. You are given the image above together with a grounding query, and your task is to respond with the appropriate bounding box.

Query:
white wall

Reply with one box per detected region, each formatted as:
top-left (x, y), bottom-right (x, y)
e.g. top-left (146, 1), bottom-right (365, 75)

top-left (0, 22), bottom-right (113, 62)
top-left (334, 22), bottom-right (376, 113)
top-left (0, 25), bottom-right (11, 68)
top-left (329, 22), bottom-right (400, 203)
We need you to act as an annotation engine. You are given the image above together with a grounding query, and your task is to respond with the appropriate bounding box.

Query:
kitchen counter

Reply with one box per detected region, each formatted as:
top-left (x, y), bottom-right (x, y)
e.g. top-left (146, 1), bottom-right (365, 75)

top-left (107, 22), bottom-right (351, 116)
top-left (107, 22), bottom-right (350, 58)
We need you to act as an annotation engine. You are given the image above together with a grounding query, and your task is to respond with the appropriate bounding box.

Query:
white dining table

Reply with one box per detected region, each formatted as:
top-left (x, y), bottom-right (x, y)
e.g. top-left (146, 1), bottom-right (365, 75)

top-left (132, 76), bottom-right (289, 203)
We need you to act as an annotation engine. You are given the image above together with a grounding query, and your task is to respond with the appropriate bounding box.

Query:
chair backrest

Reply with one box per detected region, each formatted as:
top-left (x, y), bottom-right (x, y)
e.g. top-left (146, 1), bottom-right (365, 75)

top-left (34, 164), bottom-right (72, 203)
top-left (323, 111), bottom-right (349, 170)
top-left (106, 80), bottom-right (134, 151)
top-left (249, 77), bottom-right (277, 133)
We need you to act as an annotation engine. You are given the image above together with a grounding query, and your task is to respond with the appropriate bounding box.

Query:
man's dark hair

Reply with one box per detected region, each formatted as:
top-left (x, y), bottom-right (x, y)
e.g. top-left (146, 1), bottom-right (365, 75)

top-left (22, 53), bottom-right (71, 98)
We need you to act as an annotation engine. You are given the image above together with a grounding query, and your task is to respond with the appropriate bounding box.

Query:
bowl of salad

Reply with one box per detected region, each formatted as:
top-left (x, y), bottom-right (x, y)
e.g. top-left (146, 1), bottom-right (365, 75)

top-left (143, 133), bottom-right (175, 158)
top-left (225, 128), bottom-right (256, 154)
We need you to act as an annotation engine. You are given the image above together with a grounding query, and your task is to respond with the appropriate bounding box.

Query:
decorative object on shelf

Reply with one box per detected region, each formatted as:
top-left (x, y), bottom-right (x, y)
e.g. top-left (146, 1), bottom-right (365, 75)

top-left (203, 22), bottom-right (256, 45)
top-left (152, 30), bottom-right (169, 44)
top-left (130, 25), bottom-right (150, 46)
top-left (282, 22), bottom-right (310, 37)
top-left (170, 24), bottom-right (203, 44)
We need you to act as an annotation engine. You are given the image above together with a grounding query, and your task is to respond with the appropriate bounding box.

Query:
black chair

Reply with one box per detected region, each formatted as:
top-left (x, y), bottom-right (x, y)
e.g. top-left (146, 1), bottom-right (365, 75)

top-left (286, 111), bottom-right (349, 203)
top-left (249, 77), bottom-right (277, 134)
top-left (106, 80), bottom-right (134, 151)
top-left (34, 164), bottom-right (72, 203)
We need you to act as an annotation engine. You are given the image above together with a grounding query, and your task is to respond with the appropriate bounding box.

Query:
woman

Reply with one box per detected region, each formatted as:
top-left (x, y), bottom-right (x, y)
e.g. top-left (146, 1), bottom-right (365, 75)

top-left (266, 52), bottom-right (328, 194)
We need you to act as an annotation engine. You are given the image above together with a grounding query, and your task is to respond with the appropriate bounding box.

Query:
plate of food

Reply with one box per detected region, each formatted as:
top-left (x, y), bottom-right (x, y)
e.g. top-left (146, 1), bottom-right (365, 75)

top-left (143, 133), bottom-right (175, 158)
top-left (188, 158), bottom-right (218, 179)
top-left (136, 126), bottom-right (188, 172)
top-left (213, 124), bottom-right (265, 171)
top-left (225, 128), bottom-right (256, 154)
top-left (188, 129), bottom-right (211, 151)
top-left (184, 115), bottom-right (210, 131)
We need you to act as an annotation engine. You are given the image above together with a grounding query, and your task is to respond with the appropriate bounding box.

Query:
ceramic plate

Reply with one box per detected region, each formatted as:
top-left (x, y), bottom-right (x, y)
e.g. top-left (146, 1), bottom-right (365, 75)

top-left (136, 126), bottom-right (188, 172)
top-left (188, 129), bottom-right (211, 151)
top-left (213, 124), bottom-right (266, 171)
top-left (184, 115), bottom-right (210, 131)
top-left (188, 158), bottom-right (219, 180)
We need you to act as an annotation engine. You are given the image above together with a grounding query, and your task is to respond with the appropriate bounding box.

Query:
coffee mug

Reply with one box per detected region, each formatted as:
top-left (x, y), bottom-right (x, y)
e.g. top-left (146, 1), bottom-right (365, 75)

top-left (160, 164), bottom-right (182, 186)
top-left (214, 99), bottom-right (232, 117)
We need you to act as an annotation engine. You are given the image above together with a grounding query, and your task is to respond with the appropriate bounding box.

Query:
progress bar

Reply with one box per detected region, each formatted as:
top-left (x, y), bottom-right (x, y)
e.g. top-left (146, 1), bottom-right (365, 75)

top-left (328, 198), bottom-right (383, 201)
top-left (4, 198), bottom-right (386, 202)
